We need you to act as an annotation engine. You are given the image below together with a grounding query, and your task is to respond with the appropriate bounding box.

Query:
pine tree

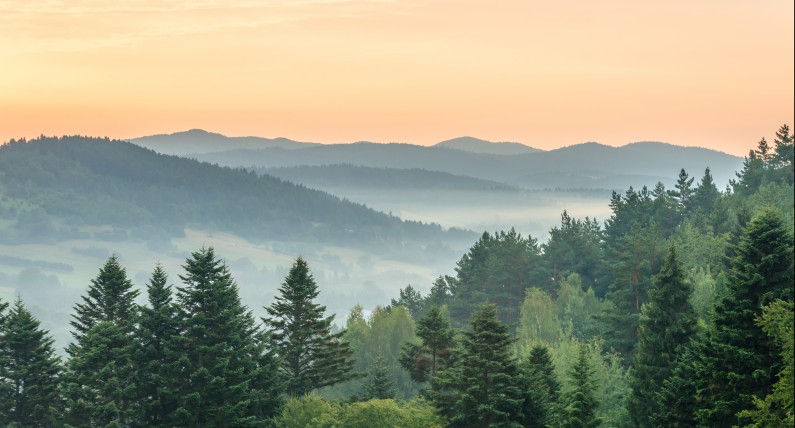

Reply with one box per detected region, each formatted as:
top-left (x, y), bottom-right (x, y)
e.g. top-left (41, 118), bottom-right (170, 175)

top-left (693, 208), bottom-right (794, 426)
top-left (773, 124), bottom-right (794, 184)
top-left (444, 303), bottom-right (524, 427)
top-left (0, 298), bottom-right (62, 426)
top-left (264, 257), bottom-right (355, 396)
top-left (669, 168), bottom-right (695, 213)
top-left (70, 254), bottom-right (139, 340)
top-left (134, 264), bottom-right (181, 427)
top-left (399, 306), bottom-right (455, 389)
top-left (64, 255), bottom-right (140, 426)
top-left (627, 245), bottom-right (696, 427)
top-left (690, 167), bottom-right (721, 216)
top-left (563, 345), bottom-right (600, 428)
top-left (173, 246), bottom-right (282, 426)
top-left (520, 345), bottom-right (561, 427)
top-left (362, 355), bottom-right (395, 400)
top-left (64, 321), bottom-right (139, 427)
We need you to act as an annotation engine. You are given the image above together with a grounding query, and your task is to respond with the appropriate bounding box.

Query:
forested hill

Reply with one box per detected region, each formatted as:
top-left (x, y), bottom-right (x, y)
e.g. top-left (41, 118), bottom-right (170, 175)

top-left (261, 164), bottom-right (518, 191)
top-left (0, 136), bottom-right (468, 246)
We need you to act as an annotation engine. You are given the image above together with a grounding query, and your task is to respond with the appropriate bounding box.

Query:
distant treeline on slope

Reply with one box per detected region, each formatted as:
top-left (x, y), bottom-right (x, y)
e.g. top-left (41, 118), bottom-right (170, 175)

top-left (0, 136), bottom-right (471, 246)
top-left (260, 164), bottom-right (519, 191)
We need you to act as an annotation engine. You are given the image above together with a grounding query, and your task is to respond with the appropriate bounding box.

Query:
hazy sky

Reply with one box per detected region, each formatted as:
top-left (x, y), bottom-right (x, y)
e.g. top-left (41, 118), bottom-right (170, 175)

top-left (1, 0), bottom-right (792, 155)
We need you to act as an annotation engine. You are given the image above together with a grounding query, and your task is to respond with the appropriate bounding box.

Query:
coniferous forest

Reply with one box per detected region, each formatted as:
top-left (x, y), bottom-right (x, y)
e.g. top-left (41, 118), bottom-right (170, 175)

top-left (0, 125), bottom-right (793, 427)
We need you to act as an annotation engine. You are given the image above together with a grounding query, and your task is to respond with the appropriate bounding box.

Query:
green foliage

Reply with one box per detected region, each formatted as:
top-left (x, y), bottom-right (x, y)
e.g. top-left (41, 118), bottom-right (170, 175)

top-left (439, 303), bottom-right (524, 427)
top-left (173, 247), bottom-right (281, 426)
top-left (542, 211), bottom-right (608, 297)
top-left (274, 395), bottom-right (443, 428)
top-left (361, 355), bottom-right (395, 400)
top-left (693, 208), bottom-right (794, 426)
top-left (562, 345), bottom-right (601, 428)
top-left (265, 257), bottom-right (355, 396)
top-left (274, 394), bottom-right (339, 428)
top-left (555, 274), bottom-right (606, 340)
top-left (627, 246), bottom-right (696, 427)
top-left (448, 229), bottom-right (547, 328)
top-left (517, 288), bottom-right (559, 344)
top-left (519, 345), bottom-right (561, 427)
top-left (390, 285), bottom-right (424, 320)
top-left (399, 306), bottom-right (455, 392)
top-left (0, 298), bottom-right (63, 426)
top-left (133, 264), bottom-right (181, 427)
top-left (737, 299), bottom-right (794, 427)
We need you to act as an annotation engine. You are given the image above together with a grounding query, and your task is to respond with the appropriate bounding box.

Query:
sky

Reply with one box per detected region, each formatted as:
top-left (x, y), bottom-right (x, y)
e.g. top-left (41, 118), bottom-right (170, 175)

top-left (1, 0), bottom-right (792, 156)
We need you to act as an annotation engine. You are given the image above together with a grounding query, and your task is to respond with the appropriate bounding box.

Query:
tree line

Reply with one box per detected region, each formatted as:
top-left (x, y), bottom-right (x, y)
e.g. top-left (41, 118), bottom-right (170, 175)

top-left (0, 125), bottom-right (792, 426)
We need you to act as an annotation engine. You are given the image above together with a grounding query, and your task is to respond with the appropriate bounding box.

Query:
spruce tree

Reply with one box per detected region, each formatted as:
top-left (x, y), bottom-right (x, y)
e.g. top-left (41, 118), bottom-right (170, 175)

top-left (264, 257), bottom-right (355, 396)
top-left (444, 303), bottom-right (524, 427)
top-left (627, 245), bottom-right (696, 427)
top-left (652, 343), bottom-right (699, 427)
top-left (693, 207), bottom-right (794, 426)
top-left (520, 345), bottom-right (561, 427)
top-left (64, 255), bottom-right (140, 426)
top-left (362, 355), bottom-right (395, 400)
top-left (70, 254), bottom-right (139, 339)
top-left (134, 264), bottom-right (181, 427)
top-left (0, 298), bottom-right (62, 426)
top-left (563, 345), bottom-right (600, 428)
top-left (399, 306), bottom-right (455, 389)
top-left (173, 246), bottom-right (282, 426)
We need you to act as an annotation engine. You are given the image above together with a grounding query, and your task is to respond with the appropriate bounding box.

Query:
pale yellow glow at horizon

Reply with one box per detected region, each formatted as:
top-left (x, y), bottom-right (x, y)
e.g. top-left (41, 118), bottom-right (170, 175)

top-left (1, 0), bottom-right (792, 156)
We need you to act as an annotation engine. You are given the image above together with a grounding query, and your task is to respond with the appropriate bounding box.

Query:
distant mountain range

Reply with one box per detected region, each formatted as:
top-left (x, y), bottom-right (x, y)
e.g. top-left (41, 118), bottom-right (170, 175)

top-left (0, 136), bottom-right (471, 250)
top-left (129, 129), bottom-right (320, 155)
top-left (434, 136), bottom-right (541, 155)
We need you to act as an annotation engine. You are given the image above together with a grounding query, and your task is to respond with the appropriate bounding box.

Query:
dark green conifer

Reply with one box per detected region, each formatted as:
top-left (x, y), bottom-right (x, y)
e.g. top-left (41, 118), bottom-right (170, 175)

top-left (520, 345), bottom-right (561, 427)
top-left (399, 306), bottom-right (455, 389)
top-left (134, 264), bottom-right (180, 427)
top-left (70, 254), bottom-right (139, 339)
top-left (264, 257), bottom-right (355, 396)
top-left (64, 255), bottom-right (140, 426)
top-left (173, 247), bottom-right (282, 426)
top-left (693, 208), bottom-right (794, 426)
top-left (627, 245), bottom-right (696, 427)
top-left (562, 345), bottom-right (600, 428)
top-left (0, 298), bottom-right (62, 426)
top-left (444, 303), bottom-right (524, 427)
top-left (362, 355), bottom-right (395, 400)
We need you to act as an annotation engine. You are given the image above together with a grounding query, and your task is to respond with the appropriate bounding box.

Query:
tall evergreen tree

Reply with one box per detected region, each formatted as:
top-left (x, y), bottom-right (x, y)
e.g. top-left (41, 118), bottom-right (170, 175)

top-left (773, 124), bottom-right (794, 184)
top-left (562, 345), bottom-right (600, 428)
top-left (691, 167), bottom-right (721, 216)
top-left (173, 247), bottom-right (282, 426)
top-left (64, 255), bottom-right (140, 426)
top-left (362, 355), bottom-right (395, 400)
top-left (264, 257), bottom-right (355, 396)
top-left (134, 264), bottom-right (181, 427)
top-left (693, 208), bottom-right (794, 426)
top-left (520, 345), bottom-right (561, 427)
top-left (627, 245), bottom-right (696, 427)
top-left (669, 168), bottom-right (695, 213)
top-left (652, 343), bottom-right (700, 428)
top-left (441, 303), bottom-right (524, 427)
top-left (69, 254), bottom-right (139, 340)
top-left (399, 306), bottom-right (455, 390)
top-left (0, 298), bottom-right (62, 427)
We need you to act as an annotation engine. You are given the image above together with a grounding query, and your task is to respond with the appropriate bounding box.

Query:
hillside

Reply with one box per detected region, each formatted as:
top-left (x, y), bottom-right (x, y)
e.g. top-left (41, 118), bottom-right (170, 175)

top-left (0, 136), bottom-right (470, 249)
top-left (433, 136), bottom-right (541, 155)
top-left (128, 129), bottom-right (319, 155)
top-left (261, 164), bottom-right (518, 191)
top-left (185, 140), bottom-right (742, 190)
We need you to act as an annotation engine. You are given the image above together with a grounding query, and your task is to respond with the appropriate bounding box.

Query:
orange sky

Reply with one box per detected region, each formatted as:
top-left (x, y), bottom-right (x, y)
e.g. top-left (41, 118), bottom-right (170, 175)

top-left (1, 0), bottom-right (793, 155)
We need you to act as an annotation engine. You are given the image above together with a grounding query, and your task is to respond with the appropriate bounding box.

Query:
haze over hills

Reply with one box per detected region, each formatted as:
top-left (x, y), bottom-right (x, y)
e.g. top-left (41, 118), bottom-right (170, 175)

top-left (145, 132), bottom-right (744, 190)
top-left (433, 136), bottom-right (541, 155)
top-left (129, 128), bottom-right (320, 155)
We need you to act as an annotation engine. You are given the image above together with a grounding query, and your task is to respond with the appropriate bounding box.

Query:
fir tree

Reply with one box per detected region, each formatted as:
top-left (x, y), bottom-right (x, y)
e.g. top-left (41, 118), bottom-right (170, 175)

top-left (134, 264), bottom-right (181, 427)
top-left (669, 168), bottom-right (695, 213)
top-left (693, 208), bottom-right (794, 426)
top-left (173, 246), bottom-right (282, 426)
top-left (520, 345), bottom-right (561, 427)
top-left (0, 298), bottom-right (62, 426)
top-left (64, 255), bottom-right (140, 426)
top-left (362, 355), bottom-right (395, 400)
top-left (690, 167), bottom-right (721, 216)
top-left (443, 303), bottom-right (524, 427)
top-left (563, 345), bottom-right (600, 428)
top-left (773, 124), bottom-right (794, 184)
top-left (627, 245), bottom-right (696, 427)
top-left (399, 306), bottom-right (455, 389)
top-left (652, 343), bottom-right (699, 427)
top-left (69, 254), bottom-right (139, 340)
top-left (264, 257), bottom-right (355, 396)
top-left (64, 321), bottom-right (139, 427)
